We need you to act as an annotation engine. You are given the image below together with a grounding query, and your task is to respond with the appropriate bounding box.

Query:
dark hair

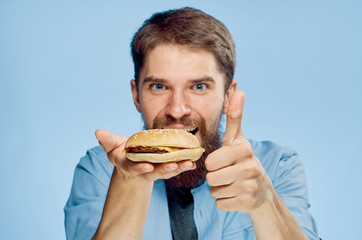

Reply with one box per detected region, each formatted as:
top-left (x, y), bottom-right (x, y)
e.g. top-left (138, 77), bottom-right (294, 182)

top-left (131, 7), bottom-right (235, 92)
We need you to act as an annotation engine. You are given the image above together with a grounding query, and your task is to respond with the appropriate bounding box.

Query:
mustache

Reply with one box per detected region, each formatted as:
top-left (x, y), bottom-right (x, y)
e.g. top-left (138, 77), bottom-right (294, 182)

top-left (152, 115), bottom-right (199, 127)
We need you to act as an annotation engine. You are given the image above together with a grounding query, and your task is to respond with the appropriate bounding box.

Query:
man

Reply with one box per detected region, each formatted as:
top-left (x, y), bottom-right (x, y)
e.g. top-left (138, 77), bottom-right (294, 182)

top-left (64, 7), bottom-right (320, 240)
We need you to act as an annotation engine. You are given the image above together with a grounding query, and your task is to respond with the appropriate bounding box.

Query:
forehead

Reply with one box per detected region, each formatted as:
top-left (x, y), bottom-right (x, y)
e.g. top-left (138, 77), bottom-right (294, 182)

top-left (139, 44), bottom-right (225, 85)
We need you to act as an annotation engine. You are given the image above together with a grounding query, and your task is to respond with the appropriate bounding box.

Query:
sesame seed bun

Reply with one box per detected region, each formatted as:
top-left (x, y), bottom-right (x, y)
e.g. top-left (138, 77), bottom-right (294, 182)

top-left (125, 129), bottom-right (205, 163)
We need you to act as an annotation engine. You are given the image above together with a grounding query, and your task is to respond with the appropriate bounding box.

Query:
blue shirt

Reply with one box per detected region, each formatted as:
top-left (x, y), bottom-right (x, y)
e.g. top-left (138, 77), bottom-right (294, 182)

top-left (64, 139), bottom-right (320, 239)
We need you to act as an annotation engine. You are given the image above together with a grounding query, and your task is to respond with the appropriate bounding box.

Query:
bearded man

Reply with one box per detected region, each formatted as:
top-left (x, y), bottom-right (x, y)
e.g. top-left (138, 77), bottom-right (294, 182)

top-left (64, 7), bottom-right (320, 240)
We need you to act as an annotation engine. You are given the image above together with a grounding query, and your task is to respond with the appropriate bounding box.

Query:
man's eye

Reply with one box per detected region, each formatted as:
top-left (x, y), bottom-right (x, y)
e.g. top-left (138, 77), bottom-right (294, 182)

top-left (193, 83), bottom-right (207, 91)
top-left (151, 83), bottom-right (166, 90)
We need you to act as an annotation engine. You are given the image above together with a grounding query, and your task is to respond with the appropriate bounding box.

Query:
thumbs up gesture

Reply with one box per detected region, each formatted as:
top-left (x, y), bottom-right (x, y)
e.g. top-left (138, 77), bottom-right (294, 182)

top-left (205, 90), bottom-right (272, 212)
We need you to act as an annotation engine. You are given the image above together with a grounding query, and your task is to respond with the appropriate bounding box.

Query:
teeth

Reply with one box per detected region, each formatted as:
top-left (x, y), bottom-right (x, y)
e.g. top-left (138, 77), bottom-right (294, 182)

top-left (163, 127), bottom-right (197, 133)
top-left (182, 128), bottom-right (197, 133)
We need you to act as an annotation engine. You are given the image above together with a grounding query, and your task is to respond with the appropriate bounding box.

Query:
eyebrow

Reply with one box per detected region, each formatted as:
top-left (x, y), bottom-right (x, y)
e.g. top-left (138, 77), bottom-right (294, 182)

top-left (189, 76), bottom-right (216, 85)
top-left (142, 76), bottom-right (216, 85)
top-left (142, 77), bottom-right (167, 85)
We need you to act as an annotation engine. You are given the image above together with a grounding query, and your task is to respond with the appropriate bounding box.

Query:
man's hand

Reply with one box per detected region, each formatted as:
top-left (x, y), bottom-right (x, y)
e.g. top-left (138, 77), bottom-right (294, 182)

top-left (95, 129), bottom-right (196, 183)
top-left (205, 90), bottom-right (272, 212)
top-left (93, 130), bottom-right (197, 240)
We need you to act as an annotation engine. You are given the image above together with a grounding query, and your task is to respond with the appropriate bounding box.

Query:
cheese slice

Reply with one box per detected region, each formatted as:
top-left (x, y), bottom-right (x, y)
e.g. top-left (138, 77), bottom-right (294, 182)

top-left (156, 146), bottom-right (205, 153)
top-left (157, 146), bottom-right (183, 152)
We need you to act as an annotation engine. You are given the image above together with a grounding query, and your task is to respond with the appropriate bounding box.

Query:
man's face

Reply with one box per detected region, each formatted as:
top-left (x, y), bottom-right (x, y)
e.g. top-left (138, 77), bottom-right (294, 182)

top-left (131, 44), bottom-right (235, 188)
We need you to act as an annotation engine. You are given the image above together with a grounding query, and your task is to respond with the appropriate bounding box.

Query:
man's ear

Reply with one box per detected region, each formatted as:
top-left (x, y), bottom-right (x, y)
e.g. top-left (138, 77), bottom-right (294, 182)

top-left (222, 80), bottom-right (237, 114)
top-left (131, 80), bottom-right (142, 113)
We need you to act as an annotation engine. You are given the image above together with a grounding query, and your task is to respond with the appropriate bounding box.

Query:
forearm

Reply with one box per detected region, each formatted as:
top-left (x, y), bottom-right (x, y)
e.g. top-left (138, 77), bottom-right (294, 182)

top-left (249, 188), bottom-right (308, 240)
top-left (93, 168), bottom-right (153, 240)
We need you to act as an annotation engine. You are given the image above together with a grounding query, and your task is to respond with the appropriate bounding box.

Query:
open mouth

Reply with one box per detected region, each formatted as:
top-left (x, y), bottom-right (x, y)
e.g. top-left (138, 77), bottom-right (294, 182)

top-left (187, 127), bottom-right (198, 135)
top-left (162, 127), bottom-right (198, 135)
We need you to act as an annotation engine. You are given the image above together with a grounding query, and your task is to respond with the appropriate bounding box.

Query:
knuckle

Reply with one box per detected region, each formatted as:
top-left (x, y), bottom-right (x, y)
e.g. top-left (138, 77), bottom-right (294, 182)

top-left (234, 144), bottom-right (253, 159)
top-left (246, 166), bottom-right (259, 178)
top-left (245, 181), bottom-right (258, 193)
top-left (234, 145), bottom-right (244, 156)
top-left (243, 147), bottom-right (254, 158)
top-left (236, 166), bottom-right (245, 176)
top-left (228, 110), bottom-right (242, 120)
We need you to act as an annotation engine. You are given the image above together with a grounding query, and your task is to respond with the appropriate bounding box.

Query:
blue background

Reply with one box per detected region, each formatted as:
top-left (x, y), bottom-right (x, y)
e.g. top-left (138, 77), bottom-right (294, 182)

top-left (1, 0), bottom-right (361, 239)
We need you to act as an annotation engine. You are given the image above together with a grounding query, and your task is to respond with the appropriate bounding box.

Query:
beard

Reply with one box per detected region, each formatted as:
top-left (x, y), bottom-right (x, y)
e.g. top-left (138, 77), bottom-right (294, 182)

top-left (148, 114), bottom-right (223, 189)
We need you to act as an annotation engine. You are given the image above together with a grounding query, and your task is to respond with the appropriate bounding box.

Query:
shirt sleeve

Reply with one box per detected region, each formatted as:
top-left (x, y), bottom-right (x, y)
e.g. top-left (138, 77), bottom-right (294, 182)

top-left (272, 147), bottom-right (321, 240)
top-left (64, 146), bottom-right (113, 240)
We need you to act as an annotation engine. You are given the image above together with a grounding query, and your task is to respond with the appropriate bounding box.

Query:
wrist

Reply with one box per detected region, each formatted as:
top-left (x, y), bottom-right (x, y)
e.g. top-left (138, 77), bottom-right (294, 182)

top-left (250, 175), bottom-right (275, 216)
top-left (94, 167), bottom-right (154, 239)
top-left (113, 166), bottom-right (154, 190)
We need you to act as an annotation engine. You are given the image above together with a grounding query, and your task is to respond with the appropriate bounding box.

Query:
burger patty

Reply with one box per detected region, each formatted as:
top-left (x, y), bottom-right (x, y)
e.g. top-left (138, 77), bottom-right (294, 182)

top-left (125, 146), bottom-right (169, 154)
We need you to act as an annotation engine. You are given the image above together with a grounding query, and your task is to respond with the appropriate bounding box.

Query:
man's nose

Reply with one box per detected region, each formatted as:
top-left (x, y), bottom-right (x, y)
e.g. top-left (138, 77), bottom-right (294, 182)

top-left (165, 90), bottom-right (191, 119)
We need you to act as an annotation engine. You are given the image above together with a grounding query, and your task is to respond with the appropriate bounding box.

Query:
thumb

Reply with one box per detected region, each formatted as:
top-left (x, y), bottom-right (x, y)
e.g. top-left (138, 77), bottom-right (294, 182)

top-left (95, 129), bottom-right (128, 153)
top-left (222, 90), bottom-right (245, 146)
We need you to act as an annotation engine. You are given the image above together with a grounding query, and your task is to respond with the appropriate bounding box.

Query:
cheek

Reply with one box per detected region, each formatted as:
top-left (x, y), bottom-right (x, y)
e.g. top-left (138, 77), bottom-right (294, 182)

top-left (140, 96), bottom-right (165, 127)
top-left (193, 95), bottom-right (224, 122)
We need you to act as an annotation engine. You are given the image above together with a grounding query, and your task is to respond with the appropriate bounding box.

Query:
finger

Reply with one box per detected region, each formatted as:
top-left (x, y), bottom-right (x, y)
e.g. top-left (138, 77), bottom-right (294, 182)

top-left (210, 185), bottom-right (236, 199)
top-left (215, 197), bottom-right (239, 212)
top-left (162, 161), bottom-right (196, 180)
top-left (205, 144), bottom-right (251, 171)
top-left (210, 177), bottom-right (258, 199)
top-left (125, 160), bottom-right (195, 178)
top-left (156, 161), bottom-right (196, 174)
top-left (222, 90), bottom-right (245, 146)
top-left (95, 129), bottom-right (127, 153)
top-left (142, 161), bottom-right (196, 181)
top-left (177, 160), bottom-right (197, 171)
top-left (123, 161), bottom-right (155, 175)
top-left (96, 129), bottom-right (138, 173)
top-left (205, 146), bottom-right (236, 171)
top-left (128, 160), bottom-right (195, 174)
top-left (206, 165), bottom-right (236, 186)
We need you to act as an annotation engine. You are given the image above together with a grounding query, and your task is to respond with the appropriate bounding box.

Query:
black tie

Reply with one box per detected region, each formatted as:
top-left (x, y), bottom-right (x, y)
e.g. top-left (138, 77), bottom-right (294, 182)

top-left (166, 183), bottom-right (198, 240)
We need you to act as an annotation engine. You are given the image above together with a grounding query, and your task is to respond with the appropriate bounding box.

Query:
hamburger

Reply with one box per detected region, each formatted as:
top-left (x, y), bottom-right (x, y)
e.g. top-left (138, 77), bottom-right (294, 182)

top-left (124, 129), bottom-right (205, 163)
